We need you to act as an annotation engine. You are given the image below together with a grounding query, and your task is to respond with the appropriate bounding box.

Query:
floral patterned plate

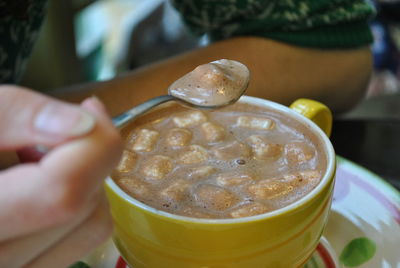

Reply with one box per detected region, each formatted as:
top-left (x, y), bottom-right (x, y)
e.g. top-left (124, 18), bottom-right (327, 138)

top-left (324, 156), bottom-right (400, 268)
top-left (76, 157), bottom-right (400, 268)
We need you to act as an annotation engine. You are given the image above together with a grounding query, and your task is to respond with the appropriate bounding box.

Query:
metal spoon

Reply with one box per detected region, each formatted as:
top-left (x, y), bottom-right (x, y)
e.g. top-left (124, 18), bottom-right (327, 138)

top-left (112, 59), bottom-right (250, 128)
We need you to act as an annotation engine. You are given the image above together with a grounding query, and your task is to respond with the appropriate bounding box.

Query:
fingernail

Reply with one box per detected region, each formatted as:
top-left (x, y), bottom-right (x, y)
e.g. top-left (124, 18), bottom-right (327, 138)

top-left (34, 102), bottom-right (95, 137)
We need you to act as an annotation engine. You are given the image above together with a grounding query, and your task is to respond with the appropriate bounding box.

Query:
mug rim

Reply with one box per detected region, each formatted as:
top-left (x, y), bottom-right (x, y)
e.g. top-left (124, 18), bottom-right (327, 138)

top-left (106, 95), bottom-right (336, 224)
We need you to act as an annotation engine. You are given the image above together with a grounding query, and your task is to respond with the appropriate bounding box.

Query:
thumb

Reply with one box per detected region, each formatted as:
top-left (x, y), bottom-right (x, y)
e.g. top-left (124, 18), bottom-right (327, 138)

top-left (0, 86), bottom-right (96, 149)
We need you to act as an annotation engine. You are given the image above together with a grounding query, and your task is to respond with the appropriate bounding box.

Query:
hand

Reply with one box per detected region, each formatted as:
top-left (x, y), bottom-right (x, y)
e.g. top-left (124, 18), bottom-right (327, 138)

top-left (0, 85), bottom-right (123, 267)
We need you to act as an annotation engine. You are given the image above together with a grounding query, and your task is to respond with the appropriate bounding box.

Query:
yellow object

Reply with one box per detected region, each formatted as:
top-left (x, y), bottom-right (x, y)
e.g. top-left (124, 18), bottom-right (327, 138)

top-left (290, 98), bottom-right (333, 137)
top-left (105, 96), bottom-right (336, 268)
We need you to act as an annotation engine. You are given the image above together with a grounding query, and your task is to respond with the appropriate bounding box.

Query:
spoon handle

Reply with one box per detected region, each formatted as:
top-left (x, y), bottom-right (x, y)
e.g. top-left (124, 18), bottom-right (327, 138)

top-left (112, 95), bottom-right (175, 128)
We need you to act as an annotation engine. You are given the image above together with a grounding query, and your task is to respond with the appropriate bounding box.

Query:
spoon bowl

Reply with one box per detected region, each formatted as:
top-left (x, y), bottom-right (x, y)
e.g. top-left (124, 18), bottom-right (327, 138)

top-left (112, 59), bottom-right (250, 128)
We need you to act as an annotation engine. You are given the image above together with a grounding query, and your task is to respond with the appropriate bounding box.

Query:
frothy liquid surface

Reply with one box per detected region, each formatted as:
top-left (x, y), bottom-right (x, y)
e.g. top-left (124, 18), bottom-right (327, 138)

top-left (112, 103), bottom-right (327, 219)
top-left (168, 59), bottom-right (250, 107)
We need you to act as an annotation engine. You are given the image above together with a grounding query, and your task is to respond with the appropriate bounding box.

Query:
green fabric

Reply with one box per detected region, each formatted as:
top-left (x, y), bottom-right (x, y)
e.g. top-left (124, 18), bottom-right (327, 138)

top-left (172, 0), bottom-right (376, 48)
top-left (0, 0), bottom-right (48, 83)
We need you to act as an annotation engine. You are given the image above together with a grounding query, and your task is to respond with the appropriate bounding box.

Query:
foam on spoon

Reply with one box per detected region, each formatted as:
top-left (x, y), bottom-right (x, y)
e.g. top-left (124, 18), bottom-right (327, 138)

top-left (168, 59), bottom-right (250, 107)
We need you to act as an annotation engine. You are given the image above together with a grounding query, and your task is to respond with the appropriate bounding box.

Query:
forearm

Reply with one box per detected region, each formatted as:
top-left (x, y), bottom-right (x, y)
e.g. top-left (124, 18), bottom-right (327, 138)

top-left (52, 37), bottom-right (372, 115)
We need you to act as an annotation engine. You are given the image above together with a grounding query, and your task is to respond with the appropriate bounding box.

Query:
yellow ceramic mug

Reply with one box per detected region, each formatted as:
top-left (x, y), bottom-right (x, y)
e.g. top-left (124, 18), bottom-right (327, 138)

top-left (105, 96), bottom-right (336, 268)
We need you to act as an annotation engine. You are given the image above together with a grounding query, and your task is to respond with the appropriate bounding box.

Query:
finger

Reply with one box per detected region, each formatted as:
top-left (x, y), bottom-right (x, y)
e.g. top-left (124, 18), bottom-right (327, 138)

top-left (0, 97), bottom-right (122, 240)
top-left (15, 96), bottom-right (110, 164)
top-left (26, 196), bottom-right (112, 268)
top-left (0, 85), bottom-right (95, 149)
top-left (38, 96), bottom-right (122, 214)
top-left (0, 191), bottom-right (101, 268)
top-left (80, 95), bottom-right (109, 116)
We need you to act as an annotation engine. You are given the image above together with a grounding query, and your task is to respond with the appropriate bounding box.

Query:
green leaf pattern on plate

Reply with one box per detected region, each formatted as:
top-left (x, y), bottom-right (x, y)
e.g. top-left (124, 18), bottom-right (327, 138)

top-left (339, 237), bottom-right (376, 267)
top-left (68, 261), bottom-right (91, 268)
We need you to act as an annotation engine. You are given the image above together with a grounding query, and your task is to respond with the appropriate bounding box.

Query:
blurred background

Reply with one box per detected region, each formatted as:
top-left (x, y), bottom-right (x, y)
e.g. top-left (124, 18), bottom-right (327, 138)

top-left (19, 0), bottom-right (400, 190)
top-left (20, 0), bottom-right (202, 90)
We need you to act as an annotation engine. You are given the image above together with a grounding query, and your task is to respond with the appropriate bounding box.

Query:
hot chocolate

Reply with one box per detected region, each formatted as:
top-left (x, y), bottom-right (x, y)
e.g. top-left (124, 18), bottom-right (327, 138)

top-left (168, 59), bottom-right (250, 107)
top-left (112, 102), bottom-right (326, 219)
